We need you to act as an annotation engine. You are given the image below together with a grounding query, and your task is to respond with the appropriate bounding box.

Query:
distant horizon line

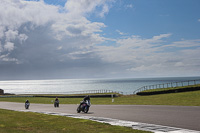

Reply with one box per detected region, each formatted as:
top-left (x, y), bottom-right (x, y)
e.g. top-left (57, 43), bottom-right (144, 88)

top-left (0, 75), bottom-right (200, 81)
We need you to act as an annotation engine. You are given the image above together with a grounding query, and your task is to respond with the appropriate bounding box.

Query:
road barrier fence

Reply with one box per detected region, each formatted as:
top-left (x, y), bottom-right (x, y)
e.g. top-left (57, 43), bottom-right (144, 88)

top-left (133, 79), bottom-right (200, 94)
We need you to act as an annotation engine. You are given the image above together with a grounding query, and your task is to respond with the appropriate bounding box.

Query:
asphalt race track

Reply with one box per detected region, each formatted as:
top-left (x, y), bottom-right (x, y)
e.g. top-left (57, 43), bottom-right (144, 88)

top-left (0, 102), bottom-right (200, 132)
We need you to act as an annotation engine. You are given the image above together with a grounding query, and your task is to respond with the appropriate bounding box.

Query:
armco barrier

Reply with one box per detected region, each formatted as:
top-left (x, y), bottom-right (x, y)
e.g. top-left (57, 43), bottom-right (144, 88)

top-left (0, 94), bottom-right (118, 98)
top-left (0, 95), bottom-right (34, 98)
top-left (136, 86), bottom-right (200, 96)
top-left (134, 79), bottom-right (200, 95)
top-left (34, 94), bottom-right (118, 98)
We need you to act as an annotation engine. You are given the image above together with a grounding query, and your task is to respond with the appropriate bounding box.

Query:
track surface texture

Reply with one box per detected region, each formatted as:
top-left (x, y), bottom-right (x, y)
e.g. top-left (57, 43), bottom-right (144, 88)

top-left (0, 102), bottom-right (199, 132)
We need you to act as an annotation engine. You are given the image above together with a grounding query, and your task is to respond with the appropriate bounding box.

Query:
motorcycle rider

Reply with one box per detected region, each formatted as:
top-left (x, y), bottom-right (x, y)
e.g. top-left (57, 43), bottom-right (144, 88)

top-left (77, 95), bottom-right (91, 113)
top-left (79, 95), bottom-right (90, 106)
top-left (55, 97), bottom-right (59, 102)
top-left (83, 95), bottom-right (90, 102)
top-left (25, 99), bottom-right (30, 109)
top-left (25, 99), bottom-right (29, 103)
top-left (54, 97), bottom-right (59, 107)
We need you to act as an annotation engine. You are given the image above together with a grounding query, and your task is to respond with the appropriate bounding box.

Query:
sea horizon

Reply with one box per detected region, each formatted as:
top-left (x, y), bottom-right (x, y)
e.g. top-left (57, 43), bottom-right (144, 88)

top-left (0, 76), bottom-right (200, 95)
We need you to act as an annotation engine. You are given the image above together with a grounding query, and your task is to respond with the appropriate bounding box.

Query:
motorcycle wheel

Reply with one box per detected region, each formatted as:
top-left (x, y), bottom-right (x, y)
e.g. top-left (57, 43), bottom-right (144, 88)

top-left (77, 106), bottom-right (81, 113)
top-left (83, 106), bottom-right (89, 113)
top-left (25, 105), bottom-right (29, 109)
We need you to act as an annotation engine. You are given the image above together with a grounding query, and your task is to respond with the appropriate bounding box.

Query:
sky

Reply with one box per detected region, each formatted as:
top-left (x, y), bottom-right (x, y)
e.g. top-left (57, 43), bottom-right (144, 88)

top-left (0, 0), bottom-right (200, 80)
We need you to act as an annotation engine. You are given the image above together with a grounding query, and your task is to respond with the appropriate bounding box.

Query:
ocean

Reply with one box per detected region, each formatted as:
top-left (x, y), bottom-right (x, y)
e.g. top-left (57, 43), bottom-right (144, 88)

top-left (0, 77), bottom-right (200, 95)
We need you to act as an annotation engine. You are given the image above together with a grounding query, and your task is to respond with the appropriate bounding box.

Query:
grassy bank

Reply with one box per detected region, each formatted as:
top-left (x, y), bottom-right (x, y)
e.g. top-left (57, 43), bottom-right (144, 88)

top-left (1, 90), bottom-right (200, 106)
top-left (141, 84), bottom-right (200, 93)
top-left (0, 109), bottom-right (150, 133)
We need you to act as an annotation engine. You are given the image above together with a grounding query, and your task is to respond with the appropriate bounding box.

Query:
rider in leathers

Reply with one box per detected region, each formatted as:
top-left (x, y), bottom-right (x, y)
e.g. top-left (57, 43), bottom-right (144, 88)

top-left (80, 95), bottom-right (90, 107)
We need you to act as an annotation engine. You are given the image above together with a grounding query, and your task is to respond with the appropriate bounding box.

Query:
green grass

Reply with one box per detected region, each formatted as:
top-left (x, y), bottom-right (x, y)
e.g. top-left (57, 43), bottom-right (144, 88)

top-left (0, 90), bottom-right (199, 133)
top-left (141, 84), bottom-right (200, 92)
top-left (118, 91), bottom-right (200, 106)
top-left (1, 90), bottom-right (200, 106)
top-left (0, 109), bottom-right (150, 133)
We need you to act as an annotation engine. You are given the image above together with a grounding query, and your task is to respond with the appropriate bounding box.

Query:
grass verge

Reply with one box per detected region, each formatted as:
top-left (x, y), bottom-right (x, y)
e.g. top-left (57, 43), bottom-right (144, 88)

top-left (0, 109), bottom-right (150, 133)
top-left (141, 84), bottom-right (200, 93)
top-left (1, 90), bottom-right (200, 106)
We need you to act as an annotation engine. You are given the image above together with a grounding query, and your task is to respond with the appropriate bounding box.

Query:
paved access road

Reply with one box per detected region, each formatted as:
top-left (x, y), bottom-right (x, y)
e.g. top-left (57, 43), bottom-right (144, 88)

top-left (0, 102), bottom-right (200, 131)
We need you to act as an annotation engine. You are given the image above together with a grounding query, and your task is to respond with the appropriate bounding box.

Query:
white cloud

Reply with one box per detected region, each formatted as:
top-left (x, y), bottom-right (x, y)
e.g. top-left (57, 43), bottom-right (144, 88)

top-left (95, 34), bottom-right (171, 63)
top-left (99, 4), bottom-right (109, 17)
top-left (64, 0), bottom-right (113, 18)
top-left (128, 64), bottom-right (162, 72)
top-left (0, 0), bottom-right (200, 79)
top-left (95, 33), bottom-right (200, 77)
top-left (0, 0), bottom-right (60, 55)
top-left (0, 0), bottom-right (58, 29)
top-left (0, 26), bottom-right (5, 39)
top-left (4, 42), bottom-right (14, 52)
top-left (0, 42), bottom-right (3, 52)
top-left (0, 0), bottom-right (116, 80)
top-left (152, 33), bottom-right (171, 40)
top-left (0, 0), bottom-right (108, 55)
top-left (162, 39), bottom-right (200, 48)
top-left (0, 54), bottom-right (19, 63)
top-left (18, 34), bottom-right (28, 44)
top-left (125, 4), bottom-right (133, 8)
top-left (175, 62), bottom-right (184, 67)
top-left (116, 30), bottom-right (126, 35)
top-left (5, 30), bottom-right (18, 42)
top-left (57, 46), bottom-right (63, 50)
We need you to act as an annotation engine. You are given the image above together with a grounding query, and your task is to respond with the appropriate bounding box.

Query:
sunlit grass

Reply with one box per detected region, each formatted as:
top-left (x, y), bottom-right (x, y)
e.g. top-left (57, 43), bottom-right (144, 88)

top-left (1, 90), bottom-right (200, 106)
top-left (0, 109), bottom-right (150, 133)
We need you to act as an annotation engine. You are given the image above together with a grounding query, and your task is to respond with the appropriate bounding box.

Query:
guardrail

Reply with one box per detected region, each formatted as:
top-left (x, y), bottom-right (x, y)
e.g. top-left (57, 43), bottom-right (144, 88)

top-left (0, 95), bottom-right (34, 98)
top-left (62, 89), bottom-right (123, 95)
top-left (133, 79), bottom-right (200, 94)
top-left (0, 89), bottom-right (123, 96)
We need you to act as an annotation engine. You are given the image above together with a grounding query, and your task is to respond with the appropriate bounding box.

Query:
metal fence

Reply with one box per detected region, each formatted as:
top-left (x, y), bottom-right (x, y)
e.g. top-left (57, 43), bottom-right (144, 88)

top-left (60, 89), bottom-right (123, 95)
top-left (133, 79), bottom-right (200, 94)
top-left (0, 95), bottom-right (34, 98)
top-left (4, 89), bottom-right (123, 95)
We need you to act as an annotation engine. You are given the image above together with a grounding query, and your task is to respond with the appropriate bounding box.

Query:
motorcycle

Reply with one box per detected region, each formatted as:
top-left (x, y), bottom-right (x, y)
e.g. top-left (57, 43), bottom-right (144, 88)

top-left (25, 102), bottom-right (30, 109)
top-left (77, 100), bottom-right (91, 113)
top-left (54, 100), bottom-right (59, 107)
